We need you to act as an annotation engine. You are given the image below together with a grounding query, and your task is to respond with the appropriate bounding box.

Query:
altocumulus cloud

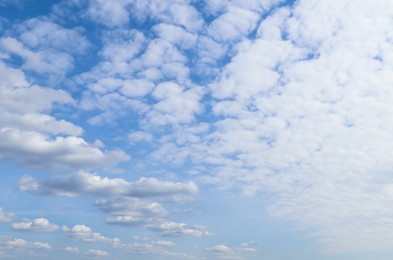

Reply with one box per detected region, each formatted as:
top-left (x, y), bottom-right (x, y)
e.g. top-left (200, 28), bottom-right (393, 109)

top-left (2, 0), bottom-right (393, 258)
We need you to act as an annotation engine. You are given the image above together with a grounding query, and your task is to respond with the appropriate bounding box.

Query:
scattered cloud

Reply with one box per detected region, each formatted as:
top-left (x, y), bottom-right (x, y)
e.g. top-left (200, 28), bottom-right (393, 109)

top-left (3, 0), bottom-right (393, 257)
top-left (19, 171), bottom-right (197, 199)
top-left (0, 208), bottom-right (14, 222)
top-left (12, 218), bottom-right (58, 231)
top-left (64, 246), bottom-right (80, 254)
top-left (85, 249), bottom-right (110, 258)
top-left (147, 221), bottom-right (212, 238)
top-left (63, 224), bottom-right (122, 247)
top-left (0, 238), bottom-right (52, 251)
top-left (207, 244), bottom-right (256, 259)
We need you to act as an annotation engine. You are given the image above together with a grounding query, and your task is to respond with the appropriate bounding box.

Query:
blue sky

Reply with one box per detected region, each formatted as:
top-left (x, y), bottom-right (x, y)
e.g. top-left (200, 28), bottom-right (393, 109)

top-left (1, 0), bottom-right (393, 259)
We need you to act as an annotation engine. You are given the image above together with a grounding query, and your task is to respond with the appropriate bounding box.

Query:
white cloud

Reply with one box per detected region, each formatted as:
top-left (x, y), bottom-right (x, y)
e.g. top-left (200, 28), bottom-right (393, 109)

top-left (85, 249), bottom-right (109, 257)
top-left (12, 218), bottom-right (58, 231)
top-left (147, 221), bottom-right (212, 238)
top-left (87, 0), bottom-right (133, 27)
top-left (129, 0), bottom-right (393, 253)
top-left (129, 241), bottom-right (196, 258)
top-left (151, 240), bottom-right (175, 247)
top-left (153, 23), bottom-right (198, 50)
top-left (64, 246), bottom-right (80, 254)
top-left (0, 238), bottom-right (52, 250)
top-left (0, 61), bottom-right (129, 171)
top-left (17, 18), bottom-right (90, 54)
top-left (19, 171), bottom-right (197, 198)
top-left (146, 81), bottom-right (205, 126)
top-left (207, 244), bottom-right (256, 259)
top-left (64, 224), bottom-right (122, 247)
top-left (99, 197), bottom-right (167, 226)
top-left (0, 208), bottom-right (14, 222)
top-left (207, 6), bottom-right (260, 42)
top-left (120, 79), bottom-right (155, 97)
top-left (0, 128), bottom-right (129, 170)
top-left (0, 37), bottom-right (74, 76)
top-left (128, 131), bottom-right (153, 144)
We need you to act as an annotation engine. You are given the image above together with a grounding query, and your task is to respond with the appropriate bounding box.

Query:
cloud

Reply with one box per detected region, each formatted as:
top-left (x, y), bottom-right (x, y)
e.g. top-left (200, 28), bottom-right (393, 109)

top-left (12, 218), bottom-right (58, 231)
top-left (147, 221), bottom-right (212, 238)
top-left (207, 5), bottom-right (260, 42)
top-left (85, 249), bottom-right (109, 258)
top-left (0, 37), bottom-right (74, 77)
top-left (0, 128), bottom-right (130, 170)
top-left (64, 246), bottom-right (80, 254)
top-left (63, 224), bottom-right (122, 247)
top-left (118, 0), bottom-right (393, 253)
top-left (129, 241), bottom-right (196, 258)
top-left (87, 0), bottom-right (133, 27)
top-left (0, 238), bottom-right (52, 251)
top-left (128, 131), bottom-right (153, 144)
top-left (151, 240), bottom-right (175, 247)
top-left (16, 18), bottom-right (90, 54)
top-left (146, 81), bottom-right (205, 126)
top-left (153, 23), bottom-right (197, 50)
top-left (0, 61), bottom-right (129, 171)
top-left (0, 208), bottom-right (14, 222)
top-left (20, 171), bottom-right (208, 238)
top-left (99, 197), bottom-right (167, 226)
top-left (207, 244), bottom-right (256, 259)
top-left (19, 171), bottom-right (197, 198)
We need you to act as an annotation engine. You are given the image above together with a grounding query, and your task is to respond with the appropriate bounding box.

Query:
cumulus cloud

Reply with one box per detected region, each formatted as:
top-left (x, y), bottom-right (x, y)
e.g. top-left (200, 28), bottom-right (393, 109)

top-left (0, 61), bottom-right (129, 171)
top-left (63, 224), bottom-right (122, 247)
top-left (64, 246), bottom-right (80, 254)
top-left (19, 171), bottom-right (197, 198)
top-left (0, 238), bottom-right (52, 251)
top-left (147, 221), bottom-right (212, 238)
top-left (207, 244), bottom-right (256, 259)
top-left (99, 197), bottom-right (167, 226)
top-left (129, 241), bottom-right (195, 258)
top-left (20, 171), bottom-right (207, 238)
top-left (16, 18), bottom-right (90, 54)
top-left (0, 37), bottom-right (74, 77)
top-left (12, 218), bottom-right (58, 231)
top-left (128, 131), bottom-right (153, 144)
top-left (0, 208), bottom-right (14, 222)
top-left (85, 249), bottom-right (109, 258)
top-left (0, 128), bottom-right (130, 170)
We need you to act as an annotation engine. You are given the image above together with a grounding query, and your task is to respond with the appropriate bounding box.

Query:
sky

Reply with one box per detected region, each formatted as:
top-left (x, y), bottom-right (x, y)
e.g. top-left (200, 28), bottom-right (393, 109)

top-left (1, 0), bottom-right (393, 259)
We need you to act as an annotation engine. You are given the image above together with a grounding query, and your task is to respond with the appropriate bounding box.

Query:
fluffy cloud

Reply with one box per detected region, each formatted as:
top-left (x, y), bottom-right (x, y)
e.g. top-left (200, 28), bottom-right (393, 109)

top-left (64, 246), bottom-right (80, 254)
top-left (0, 37), bottom-right (74, 77)
top-left (63, 224), bottom-right (122, 247)
top-left (85, 249), bottom-right (109, 257)
top-left (0, 238), bottom-right (52, 250)
top-left (0, 208), bottom-right (14, 222)
top-left (12, 218), bottom-right (58, 231)
top-left (16, 18), bottom-right (90, 54)
top-left (19, 171), bottom-right (197, 198)
top-left (207, 6), bottom-right (260, 42)
top-left (147, 221), bottom-right (212, 238)
top-left (128, 131), bottom-right (153, 143)
top-left (0, 61), bottom-right (129, 171)
top-left (0, 128), bottom-right (129, 170)
top-left (130, 0), bottom-right (393, 253)
top-left (99, 197), bottom-right (167, 226)
top-left (19, 172), bottom-right (209, 237)
top-left (207, 244), bottom-right (256, 259)
top-left (129, 241), bottom-right (195, 258)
